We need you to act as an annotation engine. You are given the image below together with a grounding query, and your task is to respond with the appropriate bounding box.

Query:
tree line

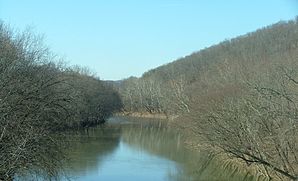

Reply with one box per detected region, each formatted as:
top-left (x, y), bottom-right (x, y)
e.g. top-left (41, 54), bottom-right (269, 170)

top-left (0, 22), bottom-right (122, 180)
top-left (116, 17), bottom-right (298, 180)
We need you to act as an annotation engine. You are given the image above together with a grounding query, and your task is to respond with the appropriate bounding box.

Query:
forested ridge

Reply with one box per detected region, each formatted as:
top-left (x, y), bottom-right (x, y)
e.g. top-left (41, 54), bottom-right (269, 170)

top-left (0, 23), bottom-right (122, 180)
top-left (116, 18), bottom-right (298, 180)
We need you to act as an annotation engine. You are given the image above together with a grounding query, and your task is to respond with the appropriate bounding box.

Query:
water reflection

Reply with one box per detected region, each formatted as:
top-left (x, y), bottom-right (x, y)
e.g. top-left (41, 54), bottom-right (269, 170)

top-left (63, 127), bottom-right (121, 179)
top-left (121, 125), bottom-right (261, 181)
top-left (59, 117), bottom-right (263, 181)
top-left (63, 126), bottom-right (179, 181)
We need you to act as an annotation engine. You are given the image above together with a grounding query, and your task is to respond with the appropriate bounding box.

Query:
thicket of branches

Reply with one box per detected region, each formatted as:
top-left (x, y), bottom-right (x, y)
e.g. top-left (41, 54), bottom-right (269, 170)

top-left (116, 18), bottom-right (298, 180)
top-left (0, 22), bottom-right (122, 180)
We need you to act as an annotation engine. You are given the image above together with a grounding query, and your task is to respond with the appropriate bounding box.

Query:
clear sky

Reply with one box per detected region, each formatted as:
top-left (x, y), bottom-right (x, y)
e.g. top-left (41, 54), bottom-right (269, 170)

top-left (0, 0), bottom-right (297, 80)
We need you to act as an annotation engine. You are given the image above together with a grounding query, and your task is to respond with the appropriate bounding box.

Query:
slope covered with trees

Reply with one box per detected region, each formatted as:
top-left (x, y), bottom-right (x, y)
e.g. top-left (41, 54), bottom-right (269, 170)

top-left (0, 22), bottom-right (122, 180)
top-left (116, 18), bottom-right (298, 180)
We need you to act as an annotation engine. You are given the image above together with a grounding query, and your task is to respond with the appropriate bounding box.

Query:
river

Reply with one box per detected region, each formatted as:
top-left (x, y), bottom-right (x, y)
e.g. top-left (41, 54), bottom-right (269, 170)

top-left (25, 116), bottom-right (263, 181)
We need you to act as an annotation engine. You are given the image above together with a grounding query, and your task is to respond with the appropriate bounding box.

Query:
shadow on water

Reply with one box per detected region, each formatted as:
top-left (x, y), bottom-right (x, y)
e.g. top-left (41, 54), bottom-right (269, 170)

top-left (62, 127), bottom-right (121, 180)
top-left (120, 121), bottom-right (266, 181)
top-left (14, 127), bottom-right (122, 181)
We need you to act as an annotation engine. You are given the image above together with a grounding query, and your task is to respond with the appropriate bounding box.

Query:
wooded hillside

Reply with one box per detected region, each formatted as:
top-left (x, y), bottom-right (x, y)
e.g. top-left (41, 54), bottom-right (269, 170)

top-left (116, 18), bottom-right (298, 180)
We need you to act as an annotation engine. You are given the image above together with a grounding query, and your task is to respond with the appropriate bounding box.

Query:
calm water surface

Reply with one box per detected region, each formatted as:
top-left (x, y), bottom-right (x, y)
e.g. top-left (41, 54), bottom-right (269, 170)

top-left (59, 116), bottom-right (261, 181)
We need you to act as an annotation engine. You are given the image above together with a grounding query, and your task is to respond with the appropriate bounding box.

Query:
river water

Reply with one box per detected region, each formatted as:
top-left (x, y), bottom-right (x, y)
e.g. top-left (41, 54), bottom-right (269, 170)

top-left (56, 116), bottom-right (261, 181)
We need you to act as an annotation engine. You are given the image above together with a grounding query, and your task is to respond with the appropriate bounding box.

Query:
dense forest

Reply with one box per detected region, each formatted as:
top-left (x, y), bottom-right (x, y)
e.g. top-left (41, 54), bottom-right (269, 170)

top-left (0, 22), bottom-right (122, 180)
top-left (116, 18), bottom-right (298, 180)
top-left (1, 16), bottom-right (298, 181)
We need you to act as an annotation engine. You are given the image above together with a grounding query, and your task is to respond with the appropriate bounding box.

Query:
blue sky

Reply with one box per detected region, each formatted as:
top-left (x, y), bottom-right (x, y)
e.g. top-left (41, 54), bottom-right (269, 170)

top-left (0, 0), bottom-right (297, 80)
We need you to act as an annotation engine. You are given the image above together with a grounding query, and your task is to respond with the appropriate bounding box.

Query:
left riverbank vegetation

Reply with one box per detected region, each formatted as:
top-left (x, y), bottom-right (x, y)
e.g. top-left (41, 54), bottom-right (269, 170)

top-left (0, 22), bottom-right (122, 180)
top-left (115, 18), bottom-right (298, 180)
